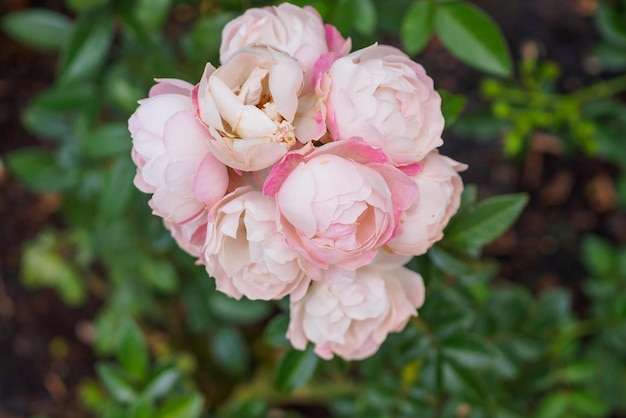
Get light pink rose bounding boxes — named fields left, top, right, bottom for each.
left=164, top=214, right=207, bottom=258
left=387, top=152, right=466, bottom=256
left=287, top=253, right=425, bottom=360
left=129, top=79, right=230, bottom=225
left=202, top=187, right=310, bottom=301
left=296, top=44, right=444, bottom=165
left=220, top=3, right=350, bottom=90
left=195, top=45, right=304, bottom=172
left=264, top=138, right=417, bottom=273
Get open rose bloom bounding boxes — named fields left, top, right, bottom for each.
left=129, top=3, right=466, bottom=360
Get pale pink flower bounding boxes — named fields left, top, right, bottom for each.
left=296, top=44, right=444, bottom=165
left=387, top=152, right=466, bottom=256
left=164, top=214, right=207, bottom=258
left=129, top=79, right=229, bottom=225
left=264, top=138, right=417, bottom=274
left=220, top=3, right=350, bottom=90
left=195, top=45, right=304, bottom=172
left=287, top=253, right=425, bottom=360
left=202, top=187, right=310, bottom=301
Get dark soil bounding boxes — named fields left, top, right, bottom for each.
left=0, top=0, right=624, bottom=417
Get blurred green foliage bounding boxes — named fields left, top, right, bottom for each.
left=2, top=0, right=625, bottom=417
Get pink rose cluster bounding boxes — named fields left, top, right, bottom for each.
left=129, top=3, right=466, bottom=360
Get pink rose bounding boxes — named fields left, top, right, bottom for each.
left=287, top=253, right=425, bottom=360
left=129, top=79, right=229, bottom=225
left=264, top=138, right=417, bottom=273
left=195, top=45, right=304, bottom=172
left=164, top=214, right=207, bottom=258
left=297, top=44, right=444, bottom=165
left=202, top=187, right=310, bottom=301
left=387, top=152, right=466, bottom=256
left=220, top=3, right=350, bottom=90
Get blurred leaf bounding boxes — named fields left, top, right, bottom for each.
left=352, top=0, right=377, bottom=35
left=137, top=258, right=178, bottom=294
left=208, top=292, right=272, bottom=325
left=264, top=314, right=291, bottom=348
left=570, top=390, right=609, bottom=416
left=31, top=83, right=95, bottom=111
left=487, top=287, right=531, bottom=330
left=210, top=326, right=250, bottom=377
left=275, top=345, right=319, bottom=394
left=418, top=286, right=474, bottom=340
left=595, top=1, right=626, bottom=48
left=183, top=12, right=238, bottom=65
left=60, top=7, right=114, bottom=84
left=21, top=103, right=73, bottom=140
left=445, top=193, right=528, bottom=248
left=442, top=334, right=497, bottom=369
left=96, top=362, right=137, bottom=403
left=21, top=230, right=86, bottom=306
left=442, top=357, right=489, bottom=404
left=440, top=90, right=467, bottom=128
left=130, top=396, right=155, bottom=418
left=593, top=43, right=626, bottom=71
left=142, top=366, right=180, bottom=401
left=156, top=395, right=203, bottom=418
left=104, top=65, right=146, bottom=114
left=583, top=235, right=616, bottom=277
left=65, top=0, right=109, bottom=12
left=401, top=0, right=435, bottom=55
left=98, top=158, right=136, bottom=221
left=118, top=318, right=148, bottom=381
left=331, top=0, right=354, bottom=36
left=81, top=123, right=131, bottom=159
left=1, top=8, right=73, bottom=50
left=537, top=392, right=570, bottom=418
left=6, top=148, right=77, bottom=192
left=134, top=0, right=172, bottom=32
left=435, top=2, right=512, bottom=77
left=534, top=288, right=573, bottom=329
left=428, top=244, right=479, bottom=277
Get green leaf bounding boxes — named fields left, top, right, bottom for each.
left=275, top=346, right=319, bottom=394
left=582, top=235, right=616, bottom=277
left=352, top=0, right=377, bottom=35
left=2, top=8, right=73, bottom=50
left=65, top=0, right=109, bottom=12
left=442, top=357, right=489, bottom=404
left=137, top=258, right=178, bottom=294
left=98, top=158, right=136, bottom=221
left=118, top=318, right=148, bottom=380
left=210, top=326, right=250, bottom=377
left=156, top=395, right=203, bottom=418
left=141, top=366, right=180, bottom=401
left=487, top=287, right=531, bottom=330
left=134, top=0, right=172, bottom=32
left=331, top=0, right=354, bottom=36
left=537, top=392, right=570, bottom=418
left=428, top=244, right=479, bottom=277
left=183, top=12, right=238, bottom=64
left=129, top=396, right=155, bottom=418
left=81, top=123, right=131, bottom=159
left=439, top=90, right=467, bottom=128
left=401, top=0, right=435, bottom=55
left=31, top=83, right=96, bottom=111
left=445, top=193, right=528, bottom=249
left=264, top=314, right=290, bottom=348
left=435, top=2, right=512, bottom=77
left=6, top=148, right=77, bottom=192
left=442, top=334, right=497, bottom=369
left=60, top=7, right=114, bottom=84
left=96, top=362, right=137, bottom=403
left=208, top=292, right=272, bottom=325
left=21, top=230, right=85, bottom=306
left=595, top=1, right=626, bottom=48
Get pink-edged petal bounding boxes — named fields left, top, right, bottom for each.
left=193, top=152, right=229, bottom=206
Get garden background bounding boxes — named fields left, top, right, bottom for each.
left=1, top=0, right=626, bottom=417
